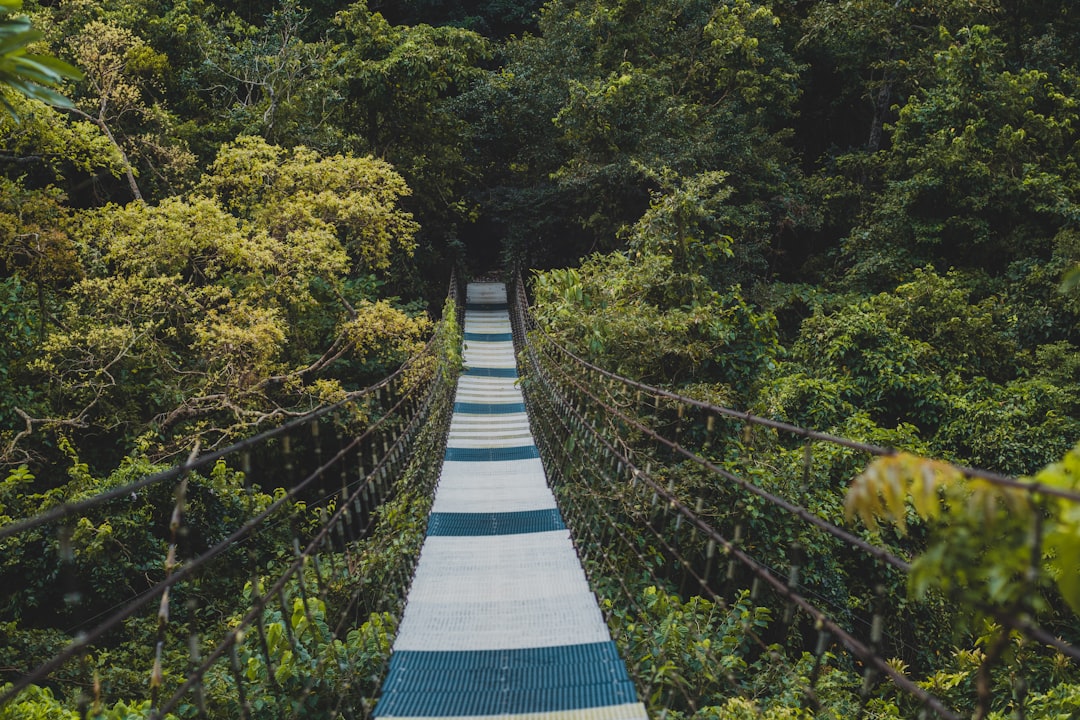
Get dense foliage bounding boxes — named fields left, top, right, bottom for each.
left=1, top=0, right=1079, bottom=716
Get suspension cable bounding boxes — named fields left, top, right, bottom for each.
left=511, top=270, right=1078, bottom=719
left=1, top=271, right=463, bottom=715
left=520, top=318, right=962, bottom=719
left=522, top=285, right=1080, bottom=505
left=0, top=344, right=432, bottom=542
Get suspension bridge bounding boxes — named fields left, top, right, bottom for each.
left=1, top=274, right=1078, bottom=719
left=372, top=282, right=646, bottom=719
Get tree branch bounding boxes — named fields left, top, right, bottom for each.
left=64, top=105, right=143, bottom=202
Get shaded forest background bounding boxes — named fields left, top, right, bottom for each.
left=2, top=0, right=1080, bottom=717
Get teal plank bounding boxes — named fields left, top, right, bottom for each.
left=373, top=642, right=639, bottom=717
left=453, top=402, right=526, bottom=414
left=463, top=366, right=518, bottom=378
left=464, top=332, right=513, bottom=342
left=443, top=446, right=539, bottom=462
left=427, top=509, right=564, bottom=536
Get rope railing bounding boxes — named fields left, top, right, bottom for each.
left=525, top=362, right=959, bottom=718
left=510, top=271, right=1079, bottom=720
left=0, top=273, right=463, bottom=717
left=527, top=312, right=1080, bottom=658
left=155, top=362, right=447, bottom=719
left=516, top=287, right=1080, bottom=505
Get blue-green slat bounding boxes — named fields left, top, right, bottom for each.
left=427, top=509, right=565, bottom=536
left=443, top=445, right=540, bottom=462
left=373, top=643, right=639, bottom=717
left=463, top=332, right=514, bottom=342
left=384, top=642, right=623, bottom=671
left=453, top=401, right=526, bottom=414
left=373, top=682, right=641, bottom=717
left=463, top=366, right=518, bottom=378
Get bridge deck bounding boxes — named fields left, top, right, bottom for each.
left=373, top=282, right=648, bottom=720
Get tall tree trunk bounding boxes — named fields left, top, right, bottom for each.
left=867, top=72, right=892, bottom=152
left=67, top=107, right=143, bottom=202
left=93, top=115, right=143, bottom=203
left=36, top=281, right=46, bottom=343
left=868, top=3, right=905, bottom=152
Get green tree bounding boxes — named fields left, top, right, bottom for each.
left=531, top=247, right=778, bottom=396
left=844, top=26, right=1080, bottom=286
left=65, top=18, right=195, bottom=200
left=198, top=1, right=343, bottom=148
left=334, top=0, right=491, bottom=236
left=0, top=0, right=81, bottom=116
left=0, top=91, right=124, bottom=178
left=758, top=268, right=1079, bottom=474
left=464, top=0, right=803, bottom=270
left=797, top=0, right=1000, bottom=154
left=6, top=137, right=427, bottom=466
left=847, top=445, right=1080, bottom=718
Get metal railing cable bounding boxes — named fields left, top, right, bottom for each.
left=536, top=340, right=914, bottom=573
left=537, top=354, right=920, bottom=635
left=510, top=271, right=1079, bottom=719
left=154, top=351, right=453, bottom=719
left=0, top=273, right=463, bottom=717
left=516, top=325, right=777, bottom=699
left=515, top=309, right=944, bottom=718
left=523, top=307, right=1080, bottom=665
left=527, top=393, right=797, bottom=713
left=525, top=316, right=1080, bottom=505
left=519, top=286, right=1080, bottom=662
left=524, top=348, right=959, bottom=718
left=0, top=351, right=435, bottom=547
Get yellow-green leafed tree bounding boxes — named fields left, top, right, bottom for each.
left=846, top=448, right=1080, bottom=616
left=198, top=135, right=418, bottom=273
left=845, top=446, right=1080, bottom=718
left=8, top=138, right=426, bottom=463
left=63, top=18, right=194, bottom=200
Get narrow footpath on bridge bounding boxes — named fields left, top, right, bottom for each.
left=373, top=282, right=649, bottom=720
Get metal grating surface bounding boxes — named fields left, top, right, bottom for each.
left=373, top=706, right=649, bottom=720
left=430, top=488, right=556, bottom=514
left=427, top=509, right=566, bottom=536
left=449, top=417, right=531, bottom=433
left=453, top=402, right=527, bottom=414
left=375, top=641, right=640, bottom=716
left=464, top=332, right=514, bottom=342
left=373, top=281, right=648, bottom=720
left=444, top=445, right=540, bottom=462
left=390, top=594, right=612, bottom=651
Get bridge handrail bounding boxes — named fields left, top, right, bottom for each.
left=520, top=293, right=1080, bottom=656
left=0, top=269, right=464, bottom=543
left=530, top=370, right=964, bottom=720
left=518, top=284, right=1080, bottom=504
left=154, top=344, right=449, bottom=718
left=1, top=372, right=429, bottom=708
left=1, top=270, right=463, bottom=714
left=510, top=270, right=1079, bottom=719
left=0, top=371, right=402, bottom=542
left=532, top=340, right=914, bottom=570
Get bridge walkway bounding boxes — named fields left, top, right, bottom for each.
left=372, top=281, right=648, bottom=720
